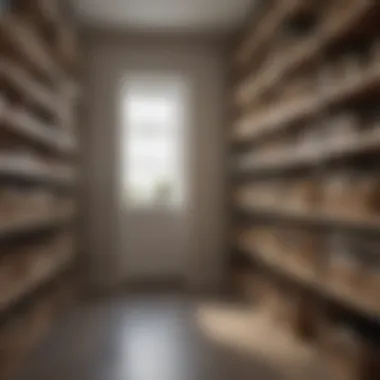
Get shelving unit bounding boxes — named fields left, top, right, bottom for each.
left=234, top=1, right=295, bottom=68
left=236, top=128, right=380, bottom=175
left=0, top=11, right=61, bottom=79
left=0, top=239, right=73, bottom=314
left=0, top=1, right=80, bottom=377
left=237, top=205, right=380, bottom=235
left=233, top=58, right=380, bottom=143
left=0, top=156, right=75, bottom=184
left=231, top=1, right=380, bottom=379
left=0, top=267, right=76, bottom=380
left=0, top=211, right=73, bottom=238
left=237, top=231, right=380, bottom=324
left=234, top=0, right=373, bottom=109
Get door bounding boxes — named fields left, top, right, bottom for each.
left=118, top=73, right=190, bottom=283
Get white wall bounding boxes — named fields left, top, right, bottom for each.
left=83, top=32, right=227, bottom=292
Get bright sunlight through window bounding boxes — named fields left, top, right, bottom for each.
left=121, top=75, right=187, bottom=209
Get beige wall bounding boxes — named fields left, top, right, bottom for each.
left=82, top=31, right=228, bottom=292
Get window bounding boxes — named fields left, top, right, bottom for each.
left=120, top=75, right=187, bottom=209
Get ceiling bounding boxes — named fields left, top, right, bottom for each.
left=73, top=0, right=255, bottom=32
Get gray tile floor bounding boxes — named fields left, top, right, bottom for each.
left=13, top=294, right=318, bottom=380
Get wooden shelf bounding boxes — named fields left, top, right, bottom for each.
left=0, top=212, right=73, bottom=240
left=0, top=98, right=76, bottom=154
left=238, top=242, right=380, bottom=325
left=0, top=156, right=75, bottom=185
left=235, top=0, right=371, bottom=108
left=237, top=129, right=380, bottom=174
left=0, top=251, right=73, bottom=315
left=0, top=14, right=60, bottom=80
left=233, top=95, right=319, bottom=143
left=236, top=202, right=380, bottom=234
left=0, top=0, right=80, bottom=332
left=234, top=1, right=294, bottom=68
left=0, top=58, right=58, bottom=116
left=234, top=61, right=380, bottom=144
